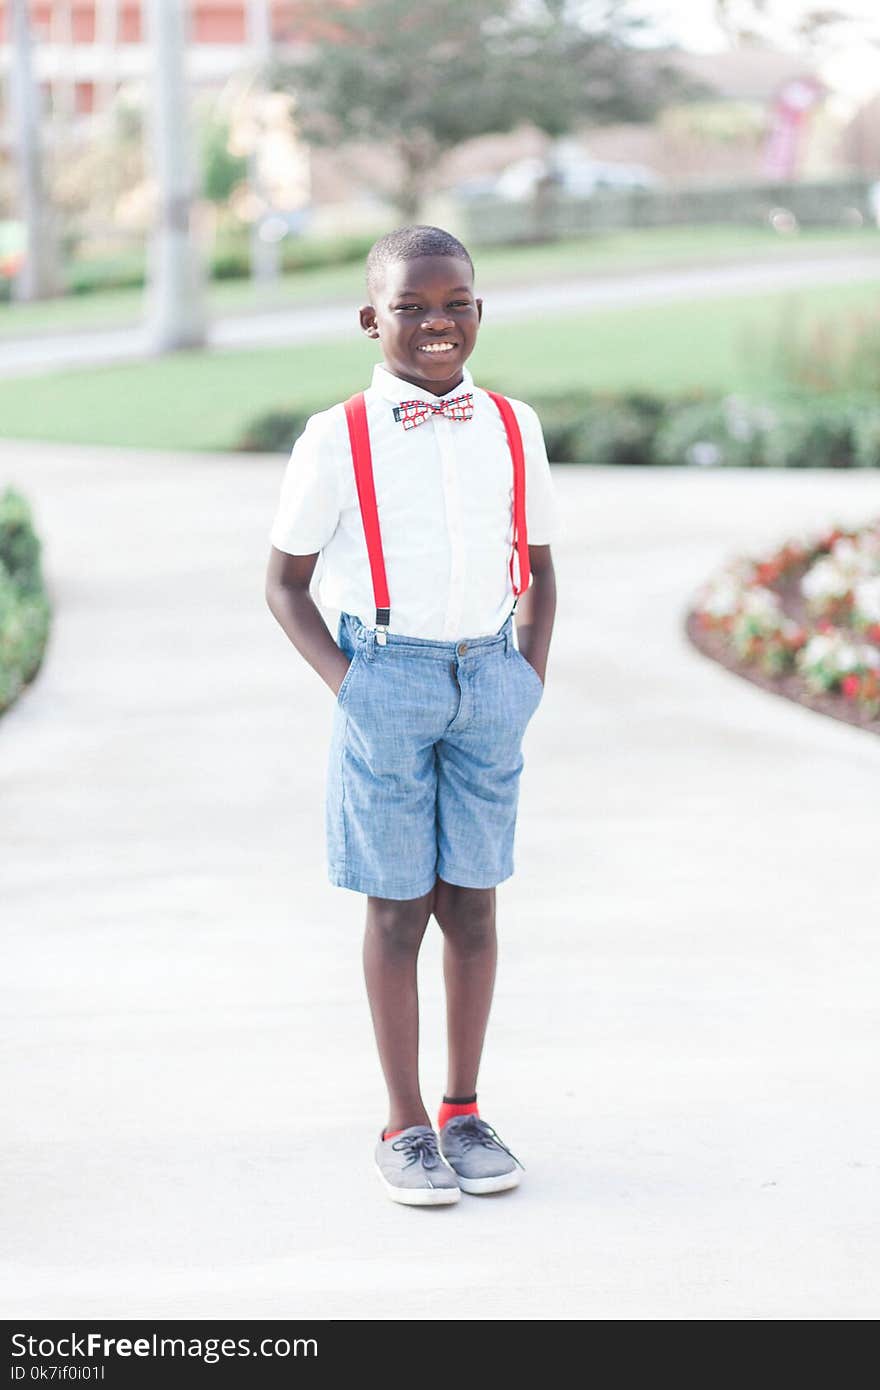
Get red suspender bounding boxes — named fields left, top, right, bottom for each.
left=343, top=393, right=391, bottom=641
left=483, top=390, right=531, bottom=600
left=343, top=390, right=530, bottom=639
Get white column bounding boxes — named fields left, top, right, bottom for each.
left=247, top=0, right=280, bottom=282
left=9, top=0, right=60, bottom=300
left=143, top=0, right=208, bottom=351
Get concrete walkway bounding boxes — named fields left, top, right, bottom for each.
left=1, top=253, right=877, bottom=376
left=2, top=442, right=879, bottom=1320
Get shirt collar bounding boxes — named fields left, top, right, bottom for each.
left=370, top=361, right=474, bottom=406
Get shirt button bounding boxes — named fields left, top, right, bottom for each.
left=457, top=642, right=468, bottom=655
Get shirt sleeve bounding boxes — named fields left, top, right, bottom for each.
left=511, top=399, right=563, bottom=545
left=269, top=406, right=344, bottom=555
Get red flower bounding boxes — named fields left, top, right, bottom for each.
left=868, top=624, right=880, bottom=644
left=841, top=674, right=862, bottom=699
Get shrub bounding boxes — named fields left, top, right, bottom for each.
left=761, top=399, right=856, bottom=469
left=211, top=231, right=376, bottom=282
left=566, top=393, right=664, bottom=467
left=236, top=388, right=880, bottom=468
left=0, top=488, right=51, bottom=716
left=653, top=398, right=760, bottom=467
left=65, top=253, right=146, bottom=295
left=0, top=486, right=43, bottom=594
left=852, top=409, right=880, bottom=468
left=236, top=409, right=313, bottom=453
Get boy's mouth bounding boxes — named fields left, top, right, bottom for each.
left=416, top=341, right=457, bottom=355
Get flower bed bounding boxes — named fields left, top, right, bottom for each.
left=687, top=517, right=880, bottom=735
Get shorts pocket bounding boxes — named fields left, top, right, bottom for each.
left=336, top=644, right=364, bottom=708
left=512, top=648, right=544, bottom=698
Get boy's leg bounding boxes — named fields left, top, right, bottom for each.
left=432, top=879, right=497, bottom=1098
left=363, top=887, right=435, bottom=1133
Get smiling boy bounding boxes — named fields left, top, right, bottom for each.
left=266, top=226, right=558, bottom=1206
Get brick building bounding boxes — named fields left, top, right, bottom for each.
left=0, top=2, right=307, bottom=122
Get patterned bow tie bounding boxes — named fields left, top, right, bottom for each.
left=393, top=393, right=474, bottom=430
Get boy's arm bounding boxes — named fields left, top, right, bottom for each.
left=265, top=546, right=351, bottom=696
left=514, top=544, right=556, bottom=686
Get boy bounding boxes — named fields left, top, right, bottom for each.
left=265, top=226, right=558, bottom=1207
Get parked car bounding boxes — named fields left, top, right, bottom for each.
left=486, top=156, right=662, bottom=202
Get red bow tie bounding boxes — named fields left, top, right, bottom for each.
left=393, top=393, right=474, bottom=430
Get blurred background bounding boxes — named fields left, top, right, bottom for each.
left=0, top=0, right=878, bottom=459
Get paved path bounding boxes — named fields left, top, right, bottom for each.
left=2, top=443, right=879, bottom=1319
left=1, top=253, right=877, bottom=376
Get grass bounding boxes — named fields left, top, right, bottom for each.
left=0, top=223, right=876, bottom=339
left=0, top=278, right=876, bottom=452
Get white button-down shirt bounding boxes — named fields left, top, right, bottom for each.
left=269, top=362, right=561, bottom=641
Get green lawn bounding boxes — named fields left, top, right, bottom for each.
left=0, top=278, right=875, bottom=452
left=0, top=223, right=876, bottom=339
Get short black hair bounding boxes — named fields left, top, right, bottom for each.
left=366, top=225, right=474, bottom=299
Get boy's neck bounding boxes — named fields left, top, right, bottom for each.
left=383, top=361, right=466, bottom=398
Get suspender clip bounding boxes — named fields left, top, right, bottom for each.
left=375, top=606, right=390, bottom=645
left=375, top=626, right=388, bottom=646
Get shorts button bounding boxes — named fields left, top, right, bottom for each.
left=457, top=642, right=468, bottom=655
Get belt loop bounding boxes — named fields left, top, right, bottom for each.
left=364, top=625, right=376, bottom=660
left=504, top=616, right=513, bottom=655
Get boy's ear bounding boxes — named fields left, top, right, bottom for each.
left=476, top=296, right=483, bottom=323
left=359, top=305, right=380, bottom=339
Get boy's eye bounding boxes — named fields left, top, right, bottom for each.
left=394, top=301, right=472, bottom=311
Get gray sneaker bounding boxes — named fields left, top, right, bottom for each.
left=374, top=1124, right=461, bottom=1206
left=439, top=1115, right=524, bottom=1194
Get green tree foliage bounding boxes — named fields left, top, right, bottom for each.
left=279, top=0, right=683, bottom=217
left=200, top=115, right=248, bottom=204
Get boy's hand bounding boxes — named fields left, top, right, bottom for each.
left=514, top=545, right=556, bottom=689
left=330, top=656, right=353, bottom=697
left=266, top=548, right=355, bottom=697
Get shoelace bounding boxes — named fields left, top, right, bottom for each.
left=391, top=1130, right=443, bottom=1170
left=447, top=1116, right=525, bottom=1171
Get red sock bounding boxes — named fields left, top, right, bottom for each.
left=438, top=1094, right=479, bottom=1130
left=382, top=1128, right=404, bottom=1141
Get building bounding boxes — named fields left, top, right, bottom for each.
left=0, top=2, right=308, bottom=123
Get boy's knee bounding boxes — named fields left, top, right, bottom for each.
left=366, top=893, right=432, bottom=955
left=433, top=882, right=496, bottom=951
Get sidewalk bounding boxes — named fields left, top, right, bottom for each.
left=1, top=253, right=877, bottom=377
left=2, top=441, right=879, bottom=1318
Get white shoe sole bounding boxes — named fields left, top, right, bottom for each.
left=376, top=1167, right=461, bottom=1206
left=456, top=1170, right=521, bottom=1195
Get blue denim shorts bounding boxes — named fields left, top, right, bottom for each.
left=325, top=608, right=545, bottom=900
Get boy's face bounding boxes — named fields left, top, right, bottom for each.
left=359, top=255, right=482, bottom=396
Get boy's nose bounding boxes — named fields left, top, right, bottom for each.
left=420, top=312, right=455, bottom=330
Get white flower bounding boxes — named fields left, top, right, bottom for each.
left=801, top=557, right=852, bottom=602
left=741, top=587, right=780, bottom=617
left=800, top=634, right=834, bottom=664
left=855, top=576, right=880, bottom=623
left=688, top=441, right=722, bottom=467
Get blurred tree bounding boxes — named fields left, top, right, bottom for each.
left=279, top=0, right=683, bottom=219
left=200, top=116, right=248, bottom=204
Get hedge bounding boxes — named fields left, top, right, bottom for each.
left=62, top=232, right=378, bottom=295
left=0, top=488, right=51, bottom=715
left=237, top=389, right=880, bottom=468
